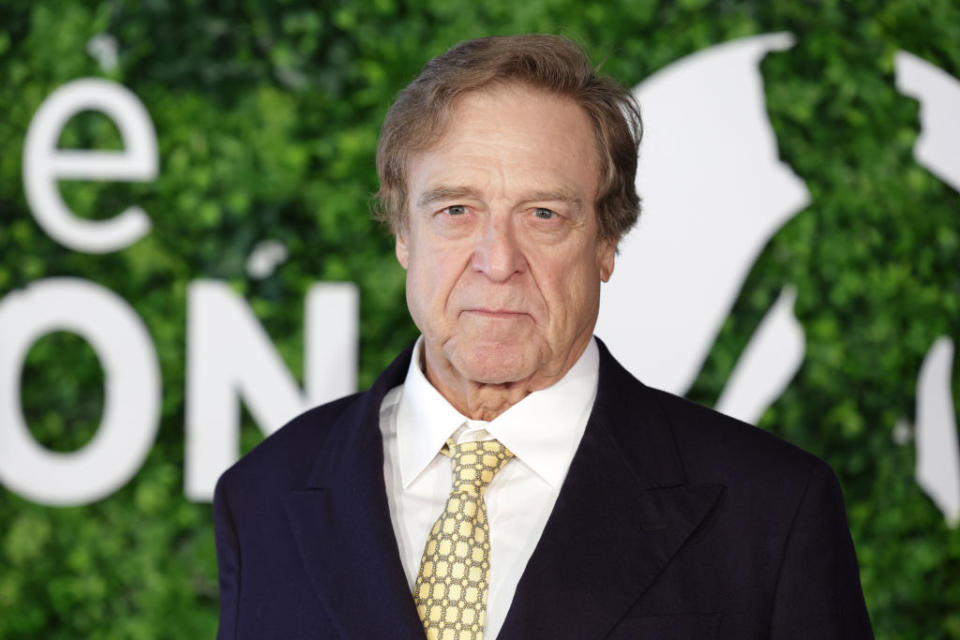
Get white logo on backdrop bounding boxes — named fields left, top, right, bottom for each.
left=1, top=34, right=958, bottom=514
left=5, top=76, right=359, bottom=504
left=895, top=51, right=960, bottom=526
left=23, top=79, right=158, bottom=253
left=0, top=279, right=160, bottom=505
left=597, top=33, right=809, bottom=423
left=598, top=35, right=960, bottom=526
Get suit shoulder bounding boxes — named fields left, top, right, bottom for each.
left=216, top=391, right=364, bottom=493
left=645, top=385, right=830, bottom=484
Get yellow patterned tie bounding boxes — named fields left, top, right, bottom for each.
left=413, top=438, right=514, bottom=640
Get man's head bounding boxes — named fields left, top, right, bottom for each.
left=376, top=35, right=642, bottom=415
left=376, top=34, right=642, bottom=240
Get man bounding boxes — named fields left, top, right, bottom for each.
left=214, top=35, right=873, bottom=639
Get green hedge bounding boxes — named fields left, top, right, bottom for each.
left=1, top=0, right=958, bottom=637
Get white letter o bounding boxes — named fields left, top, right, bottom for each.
left=0, top=278, right=161, bottom=505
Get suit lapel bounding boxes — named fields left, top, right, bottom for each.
left=499, top=340, right=724, bottom=639
left=282, top=346, right=426, bottom=640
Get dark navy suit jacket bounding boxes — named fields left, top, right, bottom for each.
left=213, top=339, right=873, bottom=639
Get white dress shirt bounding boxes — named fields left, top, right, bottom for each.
left=379, top=337, right=599, bottom=638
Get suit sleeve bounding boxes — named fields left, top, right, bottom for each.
left=768, top=461, right=874, bottom=639
left=213, top=476, right=240, bottom=640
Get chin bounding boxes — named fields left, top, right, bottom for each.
left=448, top=339, right=541, bottom=385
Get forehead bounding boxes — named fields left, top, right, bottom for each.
left=407, top=84, right=601, bottom=201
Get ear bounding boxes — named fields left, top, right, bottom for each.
left=395, top=227, right=409, bottom=269
left=597, top=236, right=617, bottom=282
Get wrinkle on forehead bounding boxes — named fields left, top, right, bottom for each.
left=409, top=85, right=600, bottom=209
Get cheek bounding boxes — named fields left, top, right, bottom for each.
left=536, top=251, right=603, bottom=325
left=407, top=244, right=469, bottom=313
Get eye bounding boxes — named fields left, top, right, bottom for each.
left=533, top=207, right=556, bottom=220
left=443, top=205, right=468, bottom=216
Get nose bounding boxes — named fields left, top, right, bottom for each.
left=471, top=215, right=526, bottom=282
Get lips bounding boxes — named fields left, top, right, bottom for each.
left=462, top=309, right=529, bottom=319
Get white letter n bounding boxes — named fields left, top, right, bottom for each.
left=185, top=280, right=358, bottom=501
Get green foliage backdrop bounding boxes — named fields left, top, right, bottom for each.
left=1, top=0, right=959, bottom=637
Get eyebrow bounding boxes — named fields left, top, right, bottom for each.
left=416, top=186, right=484, bottom=208
left=522, top=190, right=585, bottom=213
left=416, top=185, right=585, bottom=212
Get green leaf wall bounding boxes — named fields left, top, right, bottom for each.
left=1, top=1, right=958, bottom=637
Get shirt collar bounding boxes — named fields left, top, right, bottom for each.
left=396, top=339, right=469, bottom=488
left=396, top=337, right=599, bottom=489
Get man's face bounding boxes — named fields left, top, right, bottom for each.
left=396, top=83, right=617, bottom=391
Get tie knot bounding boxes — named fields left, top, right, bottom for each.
left=443, top=439, right=513, bottom=496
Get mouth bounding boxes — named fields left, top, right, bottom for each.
left=462, top=309, right=529, bottom=320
